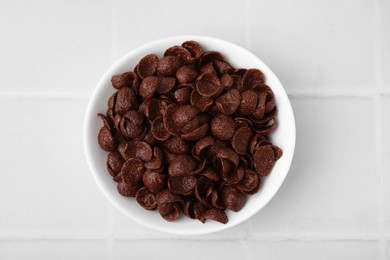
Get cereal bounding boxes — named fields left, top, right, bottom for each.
left=136, top=54, right=158, bottom=79
left=210, top=114, right=236, bottom=141
left=157, top=56, right=184, bottom=76
left=164, top=136, right=189, bottom=155
left=97, top=41, right=282, bottom=224
left=156, top=77, right=176, bottom=94
left=199, top=51, right=225, bottom=67
left=119, top=110, right=144, bottom=139
left=216, top=147, right=239, bottom=167
left=172, top=105, right=199, bottom=128
left=238, top=90, right=258, bottom=115
left=213, top=60, right=234, bottom=76
left=210, top=190, right=225, bottom=209
left=107, top=151, right=125, bottom=177
left=253, top=145, right=276, bottom=176
left=195, top=176, right=213, bottom=206
left=117, top=182, right=141, bottom=197
left=144, top=147, right=163, bottom=170
left=192, top=159, right=207, bottom=174
left=139, top=76, right=158, bottom=100
left=231, top=127, right=252, bottom=155
left=200, top=62, right=217, bottom=75
left=151, top=116, right=171, bottom=141
left=222, top=185, right=246, bottom=212
left=223, top=166, right=245, bottom=185
left=190, top=89, right=214, bottom=112
left=114, top=87, right=138, bottom=115
left=98, top=126, right=116, bottom=152
left=136, top=187, right=157, bottom=210
left=155, top=189, right=183, bottom=221
left=251, top=92, right=267, bottom=119
left=146, top=99, right=167, bottom=122
left=174, top=84, right=193, bottom=105
left=215, top=89, right=241, bottom=115
left=200, top=209, right=228, bottom=224
left=123, top=140, right=153, bottom=162
left=196, top=73, right=223, bottom=97
left=164, top=46, right=191, bottom=59
left=236, top=170, right=259, bottom=194
left=168, top=175, right=197, bottom=195
left=176, top=65, right=199, bottom=84
left=272, top=145, right=283, bottom=160
left=158, top=202, right=181, bottom=222
left=142, top=171, right=167, bottom=193
left=181, top=122, right=208, bottom=141
left=242, top=68, right=265, bottom=90
left=192, top=136, right=215, bottom=160
left=181, top=40, right=203, bottom=63
left=120, top=158, right=145, bottom=185
left=220, top=73, right=234, bottom=88
left=156, top=189, right=184, bottom=205
left=163, top=104, right=181, bottom=136
left=168, top=154, right=197, bottom=176
left=199, top=166, right=220, bottom=181
left=111, top=72, right=139, bottom=90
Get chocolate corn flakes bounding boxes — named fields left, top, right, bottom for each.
left=97, top=41, right=282, bottom=224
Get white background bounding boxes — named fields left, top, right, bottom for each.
left=0, top=0, right=389, bottom=259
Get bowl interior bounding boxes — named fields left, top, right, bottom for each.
left=84, top=36, right=295, bottom=235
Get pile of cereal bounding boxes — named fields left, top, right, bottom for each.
left=97, top=41, right=282, bottom=224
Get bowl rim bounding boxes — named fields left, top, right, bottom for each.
left=84, top=35, right=296, bottom=235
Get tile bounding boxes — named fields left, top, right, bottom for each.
left=111, top=204, right=246, bottom=239
left=387, top=241, right=390, bottom=259
left=0, top=240, right=107, bottom=260
left=113, top=240, right=378, bottom=260
left=246, top=241, right=379, bottom=260
left=113, top=0, right=247, bottom=59
left=245, top=97, right=377, bottom=236
left=380, top=0, right=390, bottom=86
left=383, top=97, right=390, bottom=234
left=248, top=0, right=375, bottom=91
left=0, top=99, right=107, bottom=234
left=113, top=240, right=247, bottom=260
left=0, top=0, right=111, bottom=94
left=111, top=205, right=164, bottom=237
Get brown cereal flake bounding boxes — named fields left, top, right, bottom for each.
left=120, top=158, right=145, bottom=185
left=168, top=154, right=197, bottom=176
left=196, top=73, right=223, bottom=97
left=222, top=185, right=246, bottom=212
left=157, top=56, right=184, bottom=77
left=215, top=89, right=241, bottom=115
left=231, top=127, right=252, bottom=155
left=168, top=175, right=197, bottom=195
left=136, top=54, right=158, bottom=79
left=136, top=187, right=157, bottom=210
left=210, top=114, right=236, bottom=141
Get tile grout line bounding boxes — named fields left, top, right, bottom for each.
left=373, top=0, right=386, bottom=258
left=0, top=93, right=91, bottom=100
left=0, top=234, right=380, bottom=242
left=288, top=90, right=378, bottom=98
left=374, top=95, right=385, bottom=260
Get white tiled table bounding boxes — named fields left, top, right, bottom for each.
left=0, top=0, right=389, bottom=259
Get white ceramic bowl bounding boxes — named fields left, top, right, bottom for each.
left=84, top=35, right=295, bottom=235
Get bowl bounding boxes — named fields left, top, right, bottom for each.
left=84, top=35, right=296, bottom=235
